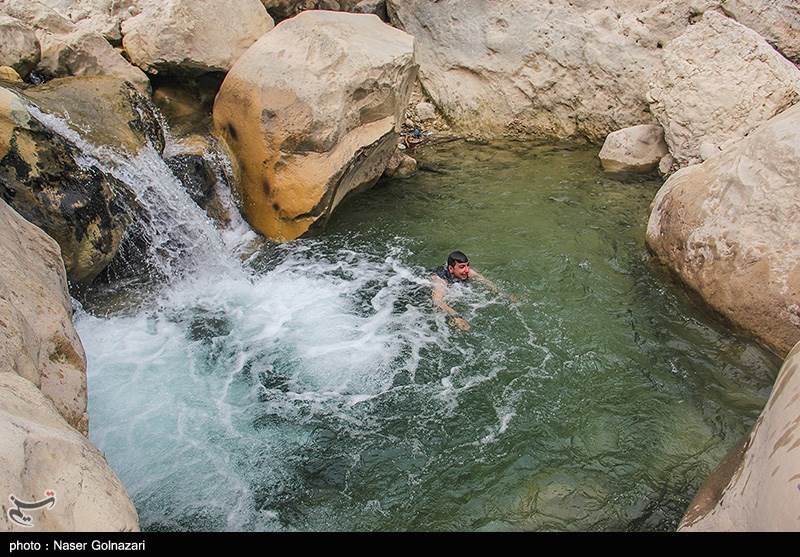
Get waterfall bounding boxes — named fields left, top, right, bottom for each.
left=29, top=105, right=258, bottom=293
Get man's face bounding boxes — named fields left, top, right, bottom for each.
left=449, top=261, right=470, bottom=280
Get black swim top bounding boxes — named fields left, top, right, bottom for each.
left=432, top=265, right=464, bottom=284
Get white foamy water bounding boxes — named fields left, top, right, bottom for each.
left=76, top=240, right=493, bottom=530
left=32, top=101, right=521, bottom=530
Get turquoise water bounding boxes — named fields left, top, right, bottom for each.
left=76, top=139, right=779, bottom=532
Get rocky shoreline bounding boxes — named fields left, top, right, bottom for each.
left=1, top=0, right=798, bottom=531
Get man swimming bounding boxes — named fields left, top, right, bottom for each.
left=430, top=250, right=499, bottom=331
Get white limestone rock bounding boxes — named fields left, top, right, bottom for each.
left=121, top=0, right=274, bottom=76
left=598, top=124, right=669, bottom=173
left=646, top=102, right=800, bottom=357
left=647, top=10, right=800, bottom=169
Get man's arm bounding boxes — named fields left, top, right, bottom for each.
left=471, top=269, right=521, bottom=302
left=469, top=269, right=499, bottom=293
left=431, top=275, right=471, bottom=331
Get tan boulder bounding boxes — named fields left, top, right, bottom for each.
left=648, top=10, right=800, bottom=170
left=213, top=10, right=417, bottom=241
left=0, top=198, right=87, bottom=434
left=679, top=340, right=800, bottom=531
left=37, top=27, right=151, bottom=95
left=121, top=0, right=274, bottom=76
left=598, top=124, right=669, bottom=173
left=0, top=373, right=139, bottom=531
left=646, top=102, right=800, bottom=357
left=0, top=66, right=23, bottom=83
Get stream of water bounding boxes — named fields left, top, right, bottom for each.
left=72, top=136, right=779, bottom=532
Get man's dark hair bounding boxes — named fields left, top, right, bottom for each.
left=447, top=251, right=469, bottom=268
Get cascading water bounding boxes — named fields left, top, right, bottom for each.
left=46, top=106, right=779, bottom=532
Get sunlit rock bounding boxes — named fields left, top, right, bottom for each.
left=679, top=340, right=800, bottom=531
left=0, top=373, right=139, bottom=531
left=646, top=102, right=800, bottom=357
left=213, top=10, right=417, bottom=241
left=1, top=0, right=151, bottom=95
left=121, top=0, right=274, bottom=76
left=23, top=0, right=140, bottom=43
left=648, top=10, right=800, bottom=170
left=386, top=0, right=720, bottom=142
left=598, top=124, right=668, bottom=174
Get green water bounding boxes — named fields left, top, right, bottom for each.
left=79, top=139, right=780, bottom=532
left=318, top=140, right=779, bottom=531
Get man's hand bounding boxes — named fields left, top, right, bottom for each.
left=450, top=315, right=471, bottom=331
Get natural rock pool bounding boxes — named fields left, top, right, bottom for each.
left=74, top=139, right=779, bottom=531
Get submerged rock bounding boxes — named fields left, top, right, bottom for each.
left=213, top=10, right=417, bottom=241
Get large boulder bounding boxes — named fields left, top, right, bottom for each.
left=385, top=0, right=719, bottom=142
left=0, top=198, right=87, bottom=433
left=1, top=0, right=151, bottom=95
left=648, top=10, right=800, bottom=170
left=0, top=77, right=164, bottom=286
left=722, top=0, right=800, bottom=65
left=0, top=15, right=40, bottom=79
left=679, top=340, right=800, bottom=531
left=121, top=0, right=274, bottom=77
left=0, top=373, right=140, bottom=531
left=0, top=202, right=139, bottom=530
left=213, top=10, right=417, bottom=241
left=646, top=102, right=800, bottom=357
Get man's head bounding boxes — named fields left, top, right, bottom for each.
left=447, top=250, right=470, bottom=281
